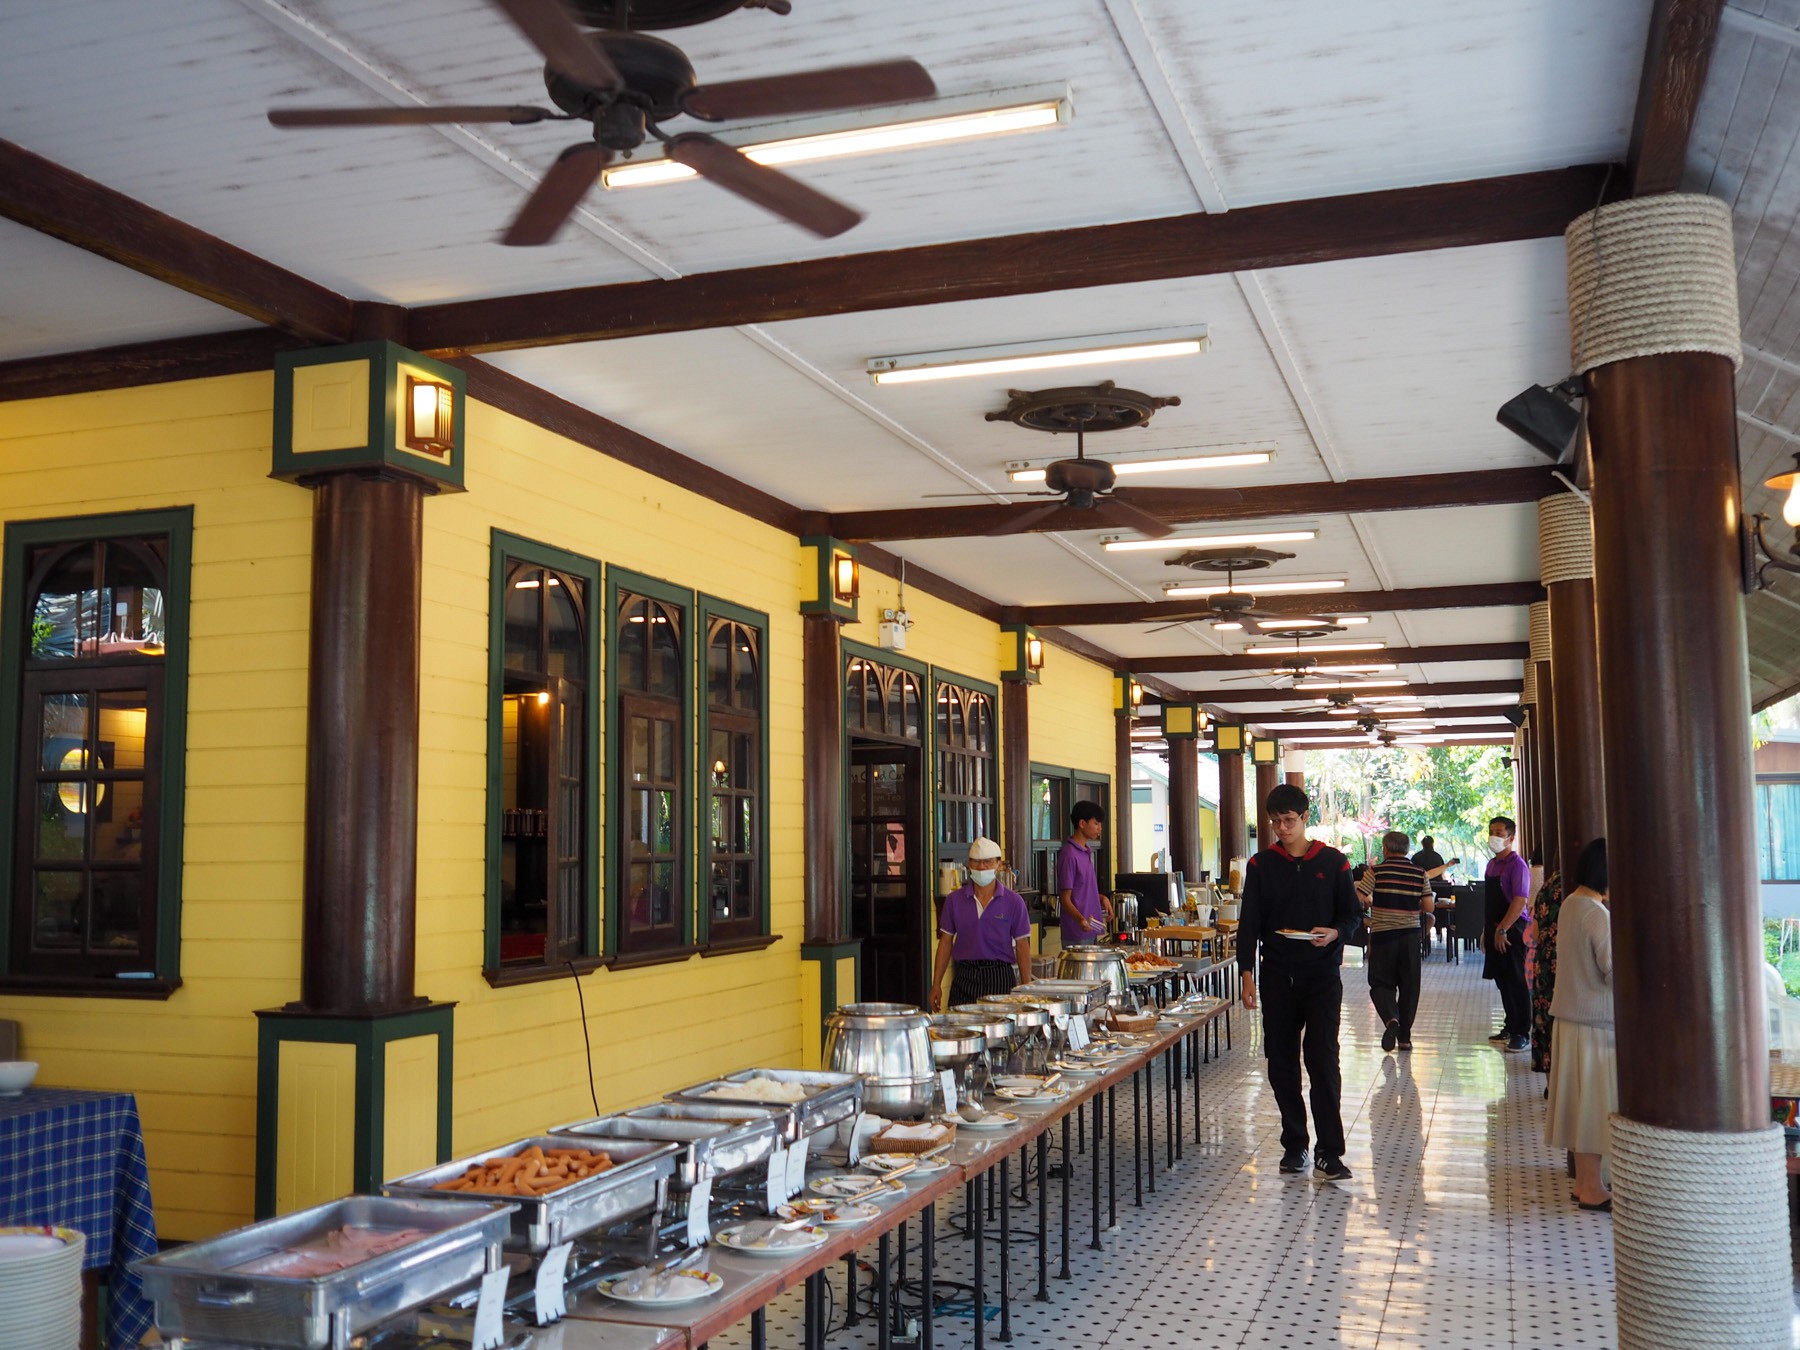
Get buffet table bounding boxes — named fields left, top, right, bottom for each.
left=0, top=1086, right=157, bottom=1350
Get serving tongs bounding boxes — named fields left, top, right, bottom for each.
left=843, top=1141, right=952, bottom=1203
left=621, top=1244, right=702, bottom=1296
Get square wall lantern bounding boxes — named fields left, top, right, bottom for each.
left=272, top=340, right=466, bottom=491
left=1000, top=624, right=1042, bottom=684
left=1113, top=673, right=1144, bottom=713
left=1213, top=722, right=1245, bottom=754
left=1252, top=736, right=1279, bottom=765
left=1159, top=702, right=1204, bottom=739
left=800, top=536, right=860, bottom=622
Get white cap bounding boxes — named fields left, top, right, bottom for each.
left=968, top=837, right=1003, bottom=862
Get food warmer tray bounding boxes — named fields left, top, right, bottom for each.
left=1014, top=980, right=1111, bottom=1015
left=383, top=1135, right=678, bottom=1254
left=132, top=1194, right=513, bottom=1350
left=665, top=1067, right=863, bottom=1143
left=550, top=1100, right=784, bottom=1190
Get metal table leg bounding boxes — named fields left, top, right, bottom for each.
left=922, top=1202, right=935, bottom=1350
left=877, top=1231, right=892, bottom=1350
left=1133, top=1068, right=1143, bottom=1207
left=973, top=1170, right=985, bottom=1350
left=1107, top=1085, right=1117, bottom=1231
left=1035, top=1132, right=1050, bottom=1302
left=1088, top=1095, right=1103, bottom=1251
left=804, top=1271, right=822, bottom=1350
left=1146, top=1062, right=1158, bottom=1195
left=846, top=1250, right=860, bottom=1327
left=998, top=1155, right=1012, bottom=1341
left=1193, top=1028, right=1202, bottom=1144
left=1058, top=1115, right=1072, bottom=1280
left=752, top=1308, right=767, bottom=1350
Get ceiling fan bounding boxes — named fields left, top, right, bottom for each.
left=1282, top=689, right=1390, bottom=717
left=923, top=383, right=1242, bottom=538
left=266, top=0, right=935, bottom=242
left=1141, top=547, right=1338, bottom=633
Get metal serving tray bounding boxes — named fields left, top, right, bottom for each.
left=132, top=1194, right=512, bottom=1350
left=550, top=1101, right=783, bottom=1189
left=666, top=1068, right=863, bottom=1143
left=382, top=1135, right=677, bottom=1254
left=1016, top=979, right=1111, bottom=1015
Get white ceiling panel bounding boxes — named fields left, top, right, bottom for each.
left=884, top=535, right=1134, bottom=606
left=1353, top=503, right=1539, bottom=588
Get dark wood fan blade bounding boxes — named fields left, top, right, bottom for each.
left=270, top=105, right=560, bottom=128
left=664, top=133, right=862, bottom=237
left=1144, top=615, right=1216, bottom=634
left=987, top=501, right=1071, bottom=537
left=681, top=60, right=935, bottom=122
left=918, top=491, right=1056, bottom=499
left=1091, top=494, right=1175, bottom=539
left=490, top=0, right=621, bottom=90
left=501, top=143, right=612, bottom=245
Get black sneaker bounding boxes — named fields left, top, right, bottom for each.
left=1503, top=1035, right=1530, bottom=1053
left=1381, top=1020, right=1399, bottom=1053
left=1278, top=1149, right=1309, bottom=1175
left=1314, top=1155, right=1353, bottom=1183
left=1488, top=1029, right=1510, bottom=1041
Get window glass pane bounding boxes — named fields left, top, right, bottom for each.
left=98, top=691, right=149, bottom=769
left=37, top=782, right=86, bottom=861
left=734, top=633, right=759, bottom=711
left=1762, top=783, right=1800, bottom=881
left=93, top=779, right=145, bottom=863
left=710, top=792, right=727, bottom=855
left=653, top=719, right=674, bottom=781
left=709, top=624, right=731, bottom=706
left=30, top=545, right=96, bottom=662
left=629, top=716, right=651, bottom=784
left=649, top=608, right=681, bottom=699
left=903, top=677, right=921, bottom=740
left=32, top=872, right=83, bottom=950
left=40, top=692, right=88, bottom=771
left=655, top=790, right=674, bottom=852
left=545, top=576, right=583, bottom=683
left=733, top=862, right=753, bottom=918
left=737, top=798, right=754, bottom=854
left=733, top=730, right=753, bottom=789
left=629, top=789, right=652, bottom=854
left=505, top=567, right=541, bottom=672
left=886, top=674, right=904, bottom=734
left=711, top=860, right=731, bottom=918
left=101, top=542, right=165, bottom=654
left=709, top=730, right=730, bottom=787
left=619, top=597, right=649, bottom=691
left=90, top=874, right=141, bottom=954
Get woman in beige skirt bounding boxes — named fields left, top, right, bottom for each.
left=1546, top=837, right=1613, bottom=1210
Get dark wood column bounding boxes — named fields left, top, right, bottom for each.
left=1549, top=575, right=1606, bottom=883
left=1166, top=737, right=1200, bottom=882
left=1254, top=759, right=1280, bottom=848
left=1114, top=712, right=1135, bottom=874
left=1285, top=768, right=1305, bottom=791
left=1217, top=747, right=1246, bottom=867
left=1001, top=680, right=1031, bottom=881
left=1531, top=659, right=1560, bottom=873
left=802, top=612, right=846, bottom=943
left=1589, top=350, right=1765, bottom=1132
left=300, top=472, right=424, bottom=1014
left=1515, top=717, right=1536, bottom=855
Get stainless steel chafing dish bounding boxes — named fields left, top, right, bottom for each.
left=132, top=1194, right=513, bottom=1350
left=382, top=1135, right=677, bottom=1253
left=1018, top=978, right=1112, bottom=1016
left=666, top=1067, right=863, bottom=1143
left=1003, top=989, right=1076, bottom=1019
left=550, top=1101, right=783, bottom=1190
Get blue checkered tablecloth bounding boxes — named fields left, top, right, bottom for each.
left=0, top=1087, right=157, bottom=1350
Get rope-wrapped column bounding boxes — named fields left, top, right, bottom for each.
left=1572, top=193, right=1787, bottom=1349
left=1527, top=600, right=1558, bottom=872
left=1538, top=494, right=1605, bottom=885
left=1518, top=662, right=1538, bottom=852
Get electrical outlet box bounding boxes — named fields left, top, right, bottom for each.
left=878, top=607, right=911, bottom=651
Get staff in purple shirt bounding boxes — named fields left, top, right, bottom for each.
left=929, top=837, right=1034, bottom=1010
left=1058, top=802, right=1113, bottom=946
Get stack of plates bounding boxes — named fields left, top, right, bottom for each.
left=0, top=1226, right=83, bottom=1350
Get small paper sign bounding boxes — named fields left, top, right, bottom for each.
left=533, top=1242, right=572, bottom=1324
left=785, top=1134, right=811, bottom=1197
left=765, top=1145, right=789, bottom=1212
left=939, top=1068, right=958, bottom=1114
left=1069, top=1016, right=1091, bottom=1050
left=472, top=1266, right=510, bottom=1350
left=1051, top=1012, right=1069, bottom=1031
left=847, top=1111, right=877, bottom=1166
left=686, top=1174, right=714, bottom=1247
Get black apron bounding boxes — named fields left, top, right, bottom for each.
left=947, top=960, right=1018, bottom=1006
left=1481, top=872, right=1523, bottom=980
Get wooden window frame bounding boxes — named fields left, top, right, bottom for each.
left=930, top=671, right=998, bottom=866
left=0, top=509, right=191, bottom=998
left=607, top=569, right=696, bottom=966
left=698, top=597, right=774, bottom=955
left=1757, top=776, right=1800, bottom=885
left=483, top=533, right=601, bottom=988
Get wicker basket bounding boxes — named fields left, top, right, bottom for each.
left=869, top=1119, right=956, bottom=1155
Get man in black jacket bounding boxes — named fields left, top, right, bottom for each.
left=1238, top=782, right=1361, bottom=1182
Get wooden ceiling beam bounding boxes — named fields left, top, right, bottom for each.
left=830, top=467, right=1558, bottom=541
left=0, top=139, right=355, bottom=344
left=1244, top=703, right=1522, bottom=727
left=0, top=329, right=309, bottom=403
left=1132, top=642, right=1528, bottom=674
left=406, top=166, right=1618, bottom=354
left=1627, top=0, right=1726, bottom=196
left=1152, top=679, right=1522, bottom=706
left=1020, top=582, right=1541, bottom=628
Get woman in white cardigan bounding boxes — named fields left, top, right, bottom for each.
left=1546, top=836, right=1612, bottom=1210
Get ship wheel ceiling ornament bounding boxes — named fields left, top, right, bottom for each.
left=267, top=0, right=935, bottom=242
left=1142, top=546, right=1338, bottom=634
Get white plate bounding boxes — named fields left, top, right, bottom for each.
left=596, top=1269, right=724, bottom=1305
left=860, top=1153, right=949, bottom=1174
left=809, top=1174, right=888, bottom=1199
left=993, top=1076, right=1051, bottom=1092
left=950, top=1109, right=1020, bottom=1129
left=778, top=1200, right=880, bottom=1227
left=1279, top=930, right=1319, bottom=941
left=993, top=1085, right=1069, bottom=1104
left=715, top=1223, right=829, bottom=1256
left=0, top=1235, right=68, bottom=1260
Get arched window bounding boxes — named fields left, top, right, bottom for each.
left=614, top=581, right=689, bottom=956
left=934, top=681, right=996, bottom=857
left=705, top=613, right=765, bottom=941
left=845, top=659, right=924, bottom=743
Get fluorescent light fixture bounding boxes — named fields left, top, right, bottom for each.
left=1293, top=678, right=1407, bottom=690
left=1325, top=707, right=1362, bottom=715
left=1283, top=735, right=1377, bottom=745
left=871, top=328, right=1201, bottom=388
left=1378, top=706, right=1427, bottom=714
left=1303, top=663, right=1397, bottom=673
left=1244, top=641, right=1385, bottom=655
left=1212, top=620, right=1243, bottom=631
left=1102, top=524, right=1304, bottom=551
left=1253, top=616, right=1367, bottom=628
left=1164, top=579, right=1345, bottom=598
left=607, top=91, right=1071, bottom=189
left=1010, top=449, right=1265, bottom=482
left=1129, top=727, right=1163, bottom=738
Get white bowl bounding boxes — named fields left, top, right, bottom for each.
left=0, top=1062, right=38, bottom=1095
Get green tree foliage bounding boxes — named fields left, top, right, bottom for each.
left=1309, top=746, right=1516, bottom=876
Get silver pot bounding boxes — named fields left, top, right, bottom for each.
left=824, top=1002, right=936, bottom=1119
left=1057, top=944, right=1129, bottom=1006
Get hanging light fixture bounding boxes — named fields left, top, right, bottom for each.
left=1748, top=452, right=1800, bottom=586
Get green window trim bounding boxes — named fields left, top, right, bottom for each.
left=606, top=567, right=697, bottom=961
left=483, top=531, right=601, bottom=984
left=0, top=507, right=192, bottom=997
left=697, top=595, right=771, bottom=950
left=928, top=667, right=999, bottom=875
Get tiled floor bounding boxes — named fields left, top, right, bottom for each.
left=710, top=953, right=1627, bottom=1350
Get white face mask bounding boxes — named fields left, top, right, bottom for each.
left=1486, top=835, right=1510, bottom=855
left=969, top=868, right=998, bottom=886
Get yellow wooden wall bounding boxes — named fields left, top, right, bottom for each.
left=0, top=373, right=309, bottom=1239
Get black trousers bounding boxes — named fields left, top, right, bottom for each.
left=1491, top=923, right=1530, bottom=1036
left=1366, top=935, right=1421, bottom=1039
left=1259, top=964, right=1345, bottom=1158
